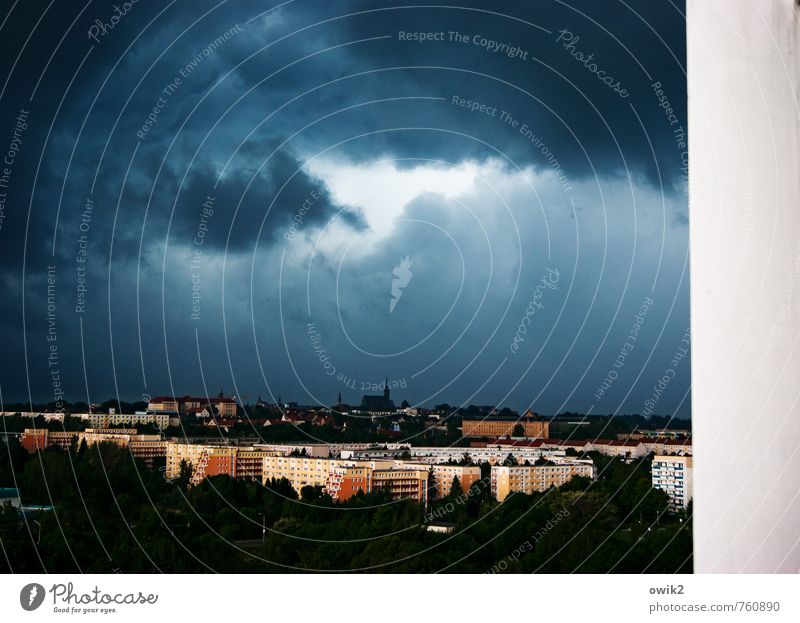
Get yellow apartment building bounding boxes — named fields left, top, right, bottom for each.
left=491, top=462, right=595, bottom=501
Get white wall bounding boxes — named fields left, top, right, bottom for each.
left=689, top=0, right=800, bottom=572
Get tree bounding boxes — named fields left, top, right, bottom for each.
left=512, top=424, right=525, bottom=437
left=449, top=476, right=463, bottom=498
left=177, top=459, right=193, bottom=489
left=300, top=485, right=325, bottom=502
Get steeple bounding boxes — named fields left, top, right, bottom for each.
left=383, top=377, right=390, bottom=400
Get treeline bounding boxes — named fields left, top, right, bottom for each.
left=0, top=436, right=691, bottom=573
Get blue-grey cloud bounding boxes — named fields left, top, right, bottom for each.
left=0, top=0, right=689, bottom=417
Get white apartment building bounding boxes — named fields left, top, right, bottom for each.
left=652, top=455, right=693, bottom=512
left=82, top=412, right=170, bottom=429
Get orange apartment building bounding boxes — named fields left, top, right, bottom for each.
left=20, top=429, right=75, bottom=452
left=327, top=466, right=374, bottom=500
left=462, top=416, right=549, bottom=439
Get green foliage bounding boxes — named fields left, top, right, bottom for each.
left=0, top=442, right=691, bottom=573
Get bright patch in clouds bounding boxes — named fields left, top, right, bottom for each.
left=306, top=158, right=482, bottom=230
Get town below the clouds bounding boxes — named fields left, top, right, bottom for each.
left=0, top=380, right=691, bottom=572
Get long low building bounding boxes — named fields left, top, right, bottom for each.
left=487, top=437, right=692, bottom=458
left=82, top=412, right=171, bottom=429
left=348, top=444, right=569, bottom=466
left=2, top=411, right=172, bottom=428
left=20, top=428, right=166, bottom=466
left=462, top=414, right=549, bottom=439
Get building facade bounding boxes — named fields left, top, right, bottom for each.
left=652, top=455, right=693, bottom=512
left=148, top=394, right=237, bottom=417
left=21, top=428, right=166, bottom=465
left=491, top=462, right=595, bottom=502
left=462, top=417, right=549, bottom=439
left=427, top=464, right=482, bottom=498
left=84, top=412, right=170, bottom=429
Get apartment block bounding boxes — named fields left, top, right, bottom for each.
left=371, top=468, right=429, bottom=505
left=590, top=439, right=647, bottom=458
left=327, top=466, right=374, bottom=500
left=652, top=455, right=693, bottom=511
left=253, top=443, right=331, bottom=458
left=83, top=412, right=170, bottom=429
left=20, top=429, right=75, bottom=452
left=491, top=462, right=595, bottom=501
left=166, top=442, right=236, bottom=483
left=462, top=417, right=549, bottom=439
left=235, top=450, right=271, bottom=480
left=21, top=428, right=166, bottom=466
left=639, top=437, right=693, bottom=456
left=261, top=454, right=347, bottom=492
left=427, top=464, right=481, bottom=498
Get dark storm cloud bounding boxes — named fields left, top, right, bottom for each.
left=0, top=0, right=689, bottom=416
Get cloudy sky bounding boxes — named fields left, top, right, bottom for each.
left=0, top=0, right=689, bottom=416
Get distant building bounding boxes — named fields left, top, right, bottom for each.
left=83, top=411, right=169, bottom=429
left=147, top=392, right=237, bottom=418
left=652, top=455, right=693, bottom=511
left=639, top=437, right=692, bottom=456
left=254, top=443, right=331, bottom=458
left=591, top=439, right=647, bottom=459
left=622, top=429, right=691, bottom=440
left=462, top=414, right=549, bottom=439
left=359, top=378, right=396, bottom=412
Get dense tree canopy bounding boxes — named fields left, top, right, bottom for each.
left=0, top=436, right=691, bottom=573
